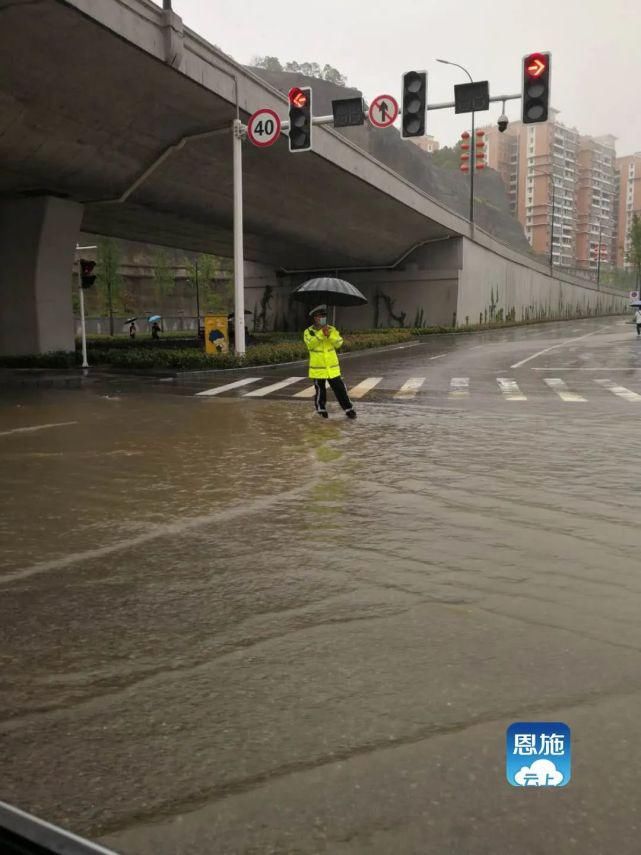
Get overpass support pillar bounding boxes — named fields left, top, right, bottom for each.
left=0, top=196, right=83, bottom=356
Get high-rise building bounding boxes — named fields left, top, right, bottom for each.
left=516, top=111, right=579, bottom=268
left=576, top=135, right=617, bottom=271
left=615, top=152, right=641, bottom=268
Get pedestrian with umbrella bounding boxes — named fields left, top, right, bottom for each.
left=126, top=317, right=137, bottom=339
left=292, top=278, right=367, bottom=421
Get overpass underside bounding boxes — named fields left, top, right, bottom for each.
left=0, top=0, right=460, bottom=354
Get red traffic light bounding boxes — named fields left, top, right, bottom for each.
left=525, top=53, right=548, bottom=79
left=288, top=87, right=307, bottom=108
left=80, top=259, right=95, bottom=275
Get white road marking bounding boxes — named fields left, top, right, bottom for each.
left=196, top=377, right=262, bottom=396
left=293, top=384, right=316, bottom=398
left=594, top=379, right=641, bottom=402
left=497, top=378, right=527, bottom=401
left=394, top=377, right=426, bottom=399
left=532, top=367, right=641, bottom=371
left=349, top=377, right=383, bottom=398
left=449, top=377, right=469, bottom=398
left=544, top=378, right=586, bottom=402
left=429, top=353, right=446, bottom=360
left=510, top=330, right=599, bottom=369
left=0, top=421, right=77, bottom=437
left=244, top=377, right=304, bottom=397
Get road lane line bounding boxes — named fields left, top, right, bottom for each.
left=196, top=378, right=262, bottom=396
left=429, top=354, right=446, bottom=360
left=510, top=330, right=599, bottom=369
left=348, top=377, right=383, bottom=398
left=497, top=378, right=527, bottom=401
left=394, top=377, right=426, bottom=399
left=0, top=421, right=77, bottom=437
left=244, top=377, right=304, bottom=397
left=293, top=384, right=316, bottom=398
left=594, top=379, right=641, bottom=402
left=544, top=378, right=586, bottom=402
left=449, top=377, right=469, bottom=398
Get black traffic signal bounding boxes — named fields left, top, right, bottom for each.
left=522, top=52, right=551, bottom=124
left=288, top=86, right=312, bottom=152
left=79, top=259, right=96, bottom=289
left=401, top=70, right=427, bottom=138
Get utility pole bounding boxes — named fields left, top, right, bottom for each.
left=232, top=118, right=246, bottom=355
left=549, top=182, right=556, bottom=270
left=76, top=244, right=97, bottom=369
left=596, top=219, right=602, bottom=288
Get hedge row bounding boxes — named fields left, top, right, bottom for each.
left=0, top=330, right=416, bottom=372
left=0, top=315, right=621, bottom=372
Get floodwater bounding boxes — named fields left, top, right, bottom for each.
left=2, top=365, right=641, bottom=853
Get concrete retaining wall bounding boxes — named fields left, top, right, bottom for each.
left=458, top=238, right=628, bottom=326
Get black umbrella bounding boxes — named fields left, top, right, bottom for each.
left=291, top=277, right=368, bottom=307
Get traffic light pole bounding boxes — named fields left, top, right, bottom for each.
left=232, top=118, right=246, bottom=356
left=79, top=284, right=89, bottom=369
left=76, top=244, right=96, bottom=370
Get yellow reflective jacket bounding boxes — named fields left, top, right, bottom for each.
left=303, top=324, right=343, bottom=379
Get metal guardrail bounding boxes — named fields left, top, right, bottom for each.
left=0, top=801, right=119, bottom=855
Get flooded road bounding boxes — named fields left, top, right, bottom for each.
left=3, top=318, right=641, bottom=853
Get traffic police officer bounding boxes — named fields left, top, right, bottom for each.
left=303, top=305, right=356, bottom=420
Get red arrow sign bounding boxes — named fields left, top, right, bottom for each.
left=526, top=55, right=547, bottom=78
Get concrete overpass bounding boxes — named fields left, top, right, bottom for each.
left=0, top=0, right=628, bottom=354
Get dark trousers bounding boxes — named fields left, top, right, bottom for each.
left=314, top=377, right=354, bottom=412
left=637, top=323, right=641, bottom=335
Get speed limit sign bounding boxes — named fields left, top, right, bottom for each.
left=247, top=108, right=281, bottom=148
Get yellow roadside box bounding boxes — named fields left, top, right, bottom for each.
left=204, top=314, right=229, bottom=354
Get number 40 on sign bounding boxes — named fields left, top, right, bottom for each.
left=247, top=108, right=281, bottom=147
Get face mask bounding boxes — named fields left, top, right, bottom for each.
left=318, top=316, right=327, bottom=326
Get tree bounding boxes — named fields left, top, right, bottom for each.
left=321, top=64, right=347, bottom=86
left=252, top=55, right=283, bottom=72
left=184, top=254, right=233, bottom=317
left=626, top=212, right=641, bottom=287
left=431, top=143, right=463, bottom=170
left=96, top=238, right=124, bottom=335
left=252, top=56, right=347, bottom=86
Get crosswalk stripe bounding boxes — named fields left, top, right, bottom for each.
left=196, top=377, right=262, bottom=397
left=243, top=377, right=304, bottom=397
left=394, top=377, right=426, bottom=399
left=349, top=377, right=383, bottom=399
left=594, top=379, right=641, bottom=401
left=293, top=384, right=316, bottom=398
left=449, top=377, right=469, bottom=398
left=497, top=378, right=527, bottom=401
left=544, top=378, right=586, bottom=402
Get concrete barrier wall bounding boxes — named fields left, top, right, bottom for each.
left=458, top=238, right=629, bottom=326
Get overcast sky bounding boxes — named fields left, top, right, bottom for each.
left=169, top=0, right=640, bottom=155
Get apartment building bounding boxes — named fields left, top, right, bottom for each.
left=516, top=112, right=579, bottom=267
left=576, top=135, right=617, bottom=270
left=615, top=152, right=641, bottom=267
left=483, top=113, right=621, bottom=270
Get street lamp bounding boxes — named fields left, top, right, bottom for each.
left=437, top=59, right=475, bottom=224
